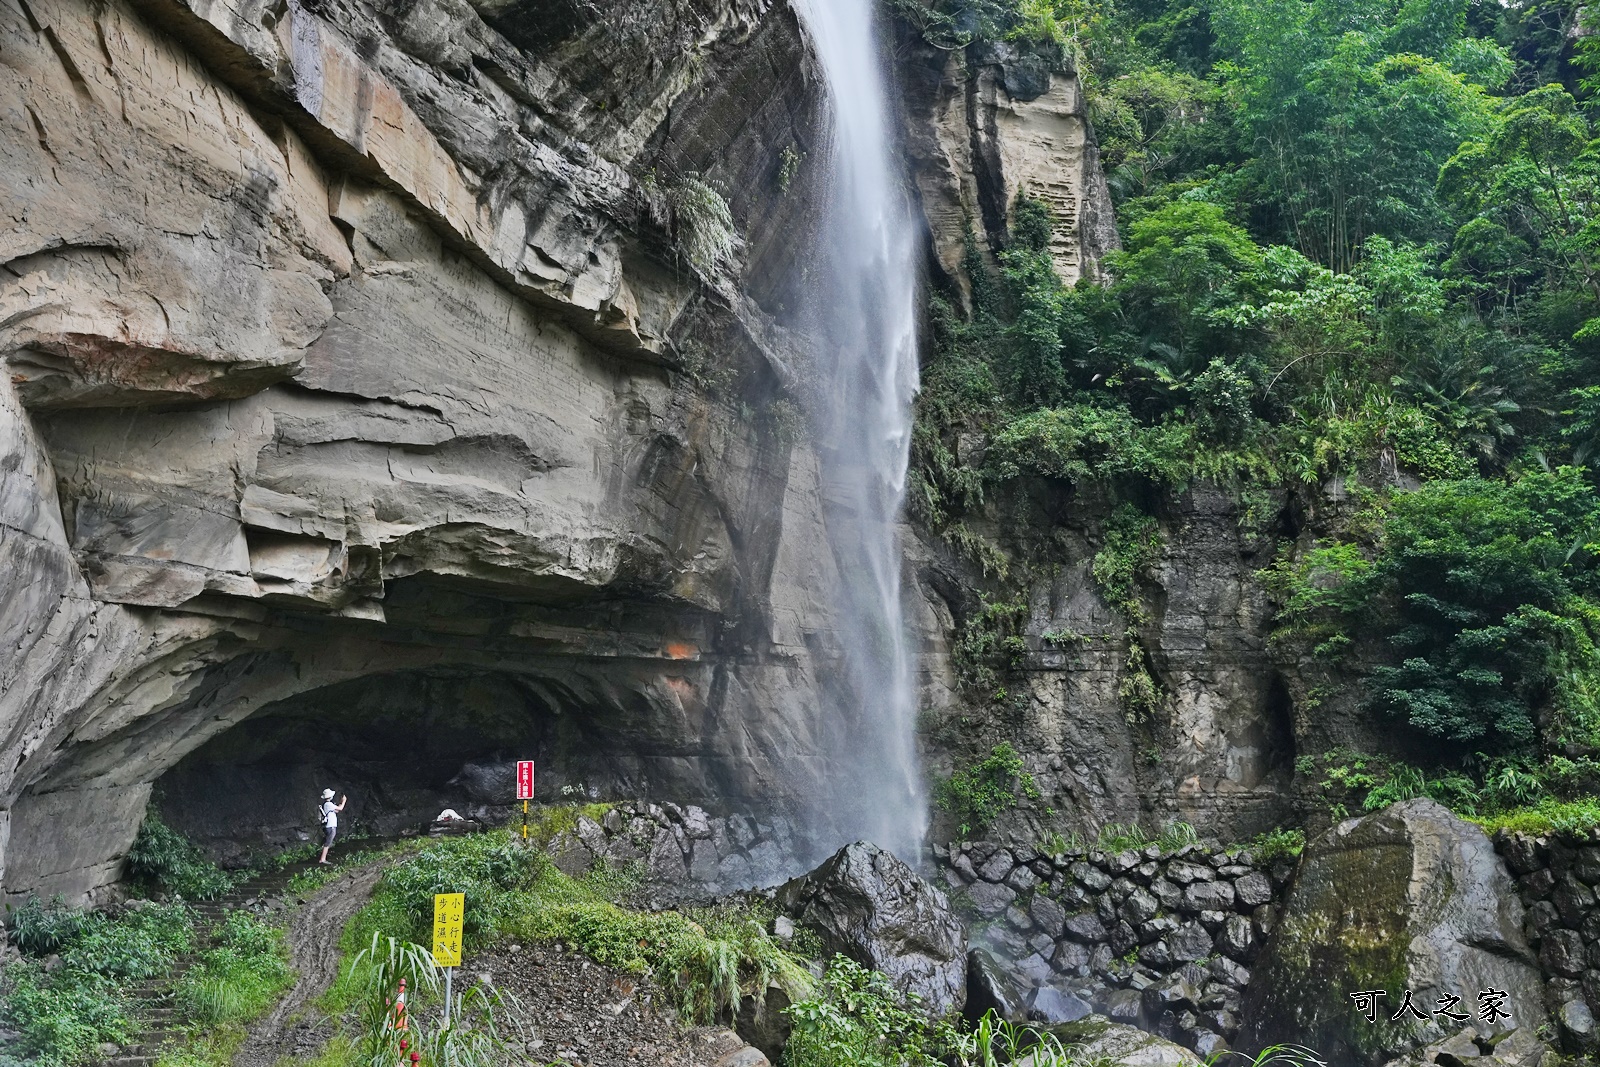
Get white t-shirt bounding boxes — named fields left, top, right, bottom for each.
left=321, top=800, right=338, bottom=829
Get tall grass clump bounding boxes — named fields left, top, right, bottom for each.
left=669, top=175, right=740, bottom=275
left=174, top=912, right=293, bottom=1025
left=342, top=934, right=518, bottom=1067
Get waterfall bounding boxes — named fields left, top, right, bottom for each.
left=791, top=0, right=926, bottom=861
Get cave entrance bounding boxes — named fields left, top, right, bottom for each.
left=153, top=668, right=582, bottom=866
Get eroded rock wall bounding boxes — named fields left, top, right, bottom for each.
left=907, top=482, right=1309, bottom=846
left=0, top=0, right=862, bottom=903
left=895, top=32, right=1118, bottom=304
left=888, top=28, right=1315, bottom=846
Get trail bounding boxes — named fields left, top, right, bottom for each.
left=231, top=862, right=386, bottom=1067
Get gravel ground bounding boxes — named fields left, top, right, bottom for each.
left=472, top=941, right=760, bottom=1067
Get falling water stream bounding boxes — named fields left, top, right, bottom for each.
left=791, top=0, right=926, bottom=861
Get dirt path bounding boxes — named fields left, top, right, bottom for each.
left=232, top=862, right=386, bottom=1067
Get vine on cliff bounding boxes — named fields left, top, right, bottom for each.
left=1090, top=505, right=1165, bottom=723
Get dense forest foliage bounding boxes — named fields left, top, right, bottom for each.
left=898, top=0, right=1600, bottom=814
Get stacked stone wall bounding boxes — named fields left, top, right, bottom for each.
left=937, top=840, right=1293, bottom=1055
left=1496, top=830, right=1600, bottom=1054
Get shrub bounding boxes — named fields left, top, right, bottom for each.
left=988, top=404, right=1195, bottom=486
left=1472, top=796, right=1600, bottom=836
left=935, top=743, right=1041, bottom=838
left=0, top=965, right=132, bottom=1067
left=783, top=955, right=955, bottom=1067
left=1271, top=470, right=1600, bottom=753
left=373, top=833, right=542, bottom=949
left=0, top=901, right=191, bottom=1066
left=125, top=812, right=235, bottom=900
left=1245, top=827, right=1307, bottom=862
left=506, top=874, right=812, bottom=1023
left=63, top=902, right=195, bottom=980
left=7, top=897, right=90, bottom=955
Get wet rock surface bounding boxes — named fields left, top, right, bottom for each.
left=939, top=839, right=1290, bottom=1054
left=778, top=842, right=968, bottom=1017
left=1241, top=800, right=1543, bottom=1067
left=1040, top=1016, right=1203, bottom=1067
left=545, top=801, right=799, bottom=901
left=1493, top=826, right=1600, bottom=1057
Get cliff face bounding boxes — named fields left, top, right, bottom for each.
left=885, top=29, right=1399, bottom=848
left=894, top=32, right=1119, bottom=304
left=0, top=0, right=863, bottom=902
left=1, top=0, right=1371, bottom=906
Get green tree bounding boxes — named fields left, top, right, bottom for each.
left=1298, top=470, right=1600, bottom=750
left=1105, top=200, right=1264, bottom=394
left=1213, top=0, right=1506, bottom=271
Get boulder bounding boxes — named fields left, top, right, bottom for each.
left=966, top=947, right=1029, bottom=1023
left=778, top=842, right=966, bottom=1016
left=1034, top=1016, right=1203, bottom=1067
left=1240, top=800, right=1543, bottom=1067
left=1029, top=985, right=1092, bottom=1025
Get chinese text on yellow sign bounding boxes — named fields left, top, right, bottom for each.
left=432, top=892, right=464, bottom=967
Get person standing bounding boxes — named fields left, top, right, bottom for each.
left=318, top=788, right=347, bottom=864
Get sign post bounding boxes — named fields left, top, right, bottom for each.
left=432, top=892, right=464, bottom=1027
left=516, top=760, right=535, bottom=840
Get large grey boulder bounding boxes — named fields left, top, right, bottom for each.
left=966, top=947, right=1029, bottom=1022
left=1240, top=800, right=1543, bottom=1066
left=778, top=841, right=967, bottom=1016
left=1031, top=1016, right=1202, bottom=1067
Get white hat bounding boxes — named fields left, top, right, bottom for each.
left=321, top=788, right=335, bottom=799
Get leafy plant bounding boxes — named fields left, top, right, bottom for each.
left=935, top=743, right=1042, bottom=837
left=783, top=955, right=956, bottom=1067
left=7, top=897, right=90, bottom=955
left=0, top=900, right=195, bottom=1066
left=952, top=597, right=1030, bottom=693
left=1244, top=827, right=1307, bottom=863
left=670, top=175, right=740, bottom=275
left=125, top=811, right=235, bottom=900
left=174, top=912, right=293, bottom=1026
left=0, top=964, right=132, bottom=1067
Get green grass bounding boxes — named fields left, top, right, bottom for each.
left=1241, top=827, right=1307, bottom=862
left=285, top=847, right=391, bottom=897
left=174, top=912, right=294, bottom=1026
left=1093, top=820, right=1199, bottom=853
left=1471, top=796, right=1600, bottom=836
left=151, top=1029, right=246, bottom=1067
left=321, top=831, right=813, bottom=1030
left=523, top=801, right=616, bottom=846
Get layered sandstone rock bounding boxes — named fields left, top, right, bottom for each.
left=895, top=32, right=1119, bottom=303
left=0, top=0, right=852, bottom=904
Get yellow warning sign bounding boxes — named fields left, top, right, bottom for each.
left=432, top=892, right=464, bottom=967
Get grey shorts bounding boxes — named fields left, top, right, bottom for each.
left=322, top=824, right=337, bottom=849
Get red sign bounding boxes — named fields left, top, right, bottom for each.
left=516, top=760, right=535, bottom=800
